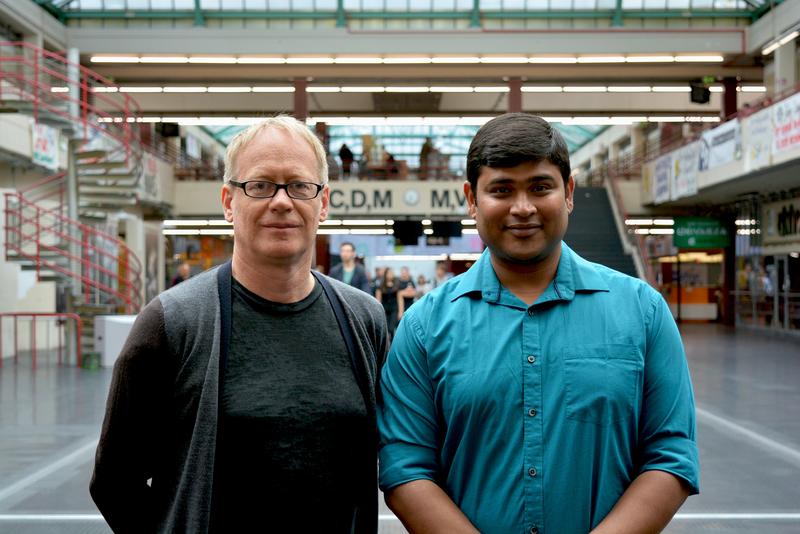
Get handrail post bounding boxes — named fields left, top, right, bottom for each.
left=75, top=315, right=82, bottom=368
left=13, top=315, right=18, bottom=364
left=31, top=316, right=37, bottom=370
left=0, top=316, right=3, bottom=367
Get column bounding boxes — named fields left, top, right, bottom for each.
left=722, top=77, right=737, bottom=119
left=508, top=77, right=522, bottom=113
left=774, top=40, right=797, bottom=95
left=293, top=79, right=308, bottom=122
left=67, top=48, right=80, bottom=123
left=630, top=124, right=646, bottom=158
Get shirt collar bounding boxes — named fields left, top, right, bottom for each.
left=451, top=242, right=609, bottom=304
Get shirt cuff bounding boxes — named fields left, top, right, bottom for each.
left=379, top=441, right=439, bottom=492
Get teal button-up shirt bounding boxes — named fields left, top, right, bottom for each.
left=378, top=243, right=699, bottom=534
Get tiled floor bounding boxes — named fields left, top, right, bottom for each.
left=0, top=323, right=798, bottom=533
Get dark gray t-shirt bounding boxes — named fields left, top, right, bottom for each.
left=214, top=278, right=370, bottom=531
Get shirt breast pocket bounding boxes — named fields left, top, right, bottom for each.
left=563, top=344, right=642, bottom=426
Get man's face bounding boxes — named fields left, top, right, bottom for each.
left=340, top=244, right=355, bottom=263
left=400, top=267, right=411, bottom=280
left=221, top=128, right=329, bottom=267
left=464, top=160, right=574, bottom=266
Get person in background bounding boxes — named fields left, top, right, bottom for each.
left=91, top=116, right=387, bottom=534
left=372, top=266, right=385, bottom=297
left=339, top=143, right=354, bottom=178
left=378, top=113, right=698, bottom=534
left=430, top=260, right=452, bottom=289
left=328, top=242, right=372, bottom=294
left=170, top=262, right=191, bottom=287
left=419, top=137, right=434, bottom=180
left=375, top=267, right=400, bottom=340
left=414, top=274, right=431, bottom=302
left=396, top=266, right=416, bottom=319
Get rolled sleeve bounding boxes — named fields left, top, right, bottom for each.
left=378, top=310, right=440, bottom=492
left=639, top=293, right=700, bottom=494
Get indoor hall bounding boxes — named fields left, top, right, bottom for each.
left=1, top=324, right=799, bottom=533
left=2, top=0, right=800, bottom=532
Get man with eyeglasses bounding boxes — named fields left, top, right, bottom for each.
left=91, top=116, right=388, bottom=533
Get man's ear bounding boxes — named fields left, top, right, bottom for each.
left=319, top=184, right=330, bottom=223
left=221, top=183, right=234, bottom=222
left=565, top=175, right=575, bottom=214
left=464, top=180, right=478, bottom=219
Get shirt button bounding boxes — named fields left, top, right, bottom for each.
left=528, top=408, right=537, bottom=417
left=528, top=467, right=537, bottom=477
left=527, top=309, right=534, bottom=316
left=530, top=527, right=539, bottom=534
left=527, top=355, right=536, bottom=364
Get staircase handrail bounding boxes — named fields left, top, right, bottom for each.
left=5, top=195, right=142, bottom=313
left=6, top=199, right=142, bottom=284
left=0, top=43, right=141, bottom=162
left=5, top=191, right=143, bottom=282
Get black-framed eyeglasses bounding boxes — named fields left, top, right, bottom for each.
left=228, top=180, right=324, bottom=200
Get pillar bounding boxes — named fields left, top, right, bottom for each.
left=507, top=77, right=522, bottom=113
left=293, top=79, right=308, bottom=122
left=722, top=77, right=737, bottom=119
left=67, top=47, right=80, bottom=123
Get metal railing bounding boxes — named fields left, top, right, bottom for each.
left=4, top=192, right=143, bottom=313
left=1, top=41, right=145, bottom=315
left=731, top=290, right=800, bottom=332
left=0, top=313, right=83, bottom=369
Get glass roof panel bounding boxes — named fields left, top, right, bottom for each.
left=43, top=0, right=774, bottom=10
left=202, top=122, right=606, bottom=172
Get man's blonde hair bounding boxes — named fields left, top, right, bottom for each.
left=223, top=115, right=329, bottom=184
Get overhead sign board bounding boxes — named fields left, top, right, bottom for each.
left=673, top=217, right=729, bottom=249
left=327, top=181, right=469, bottom=216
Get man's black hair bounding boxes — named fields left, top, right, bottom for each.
left=466, top=113, right=571, bottom=194
left=340, top=241, right=355, bottom=251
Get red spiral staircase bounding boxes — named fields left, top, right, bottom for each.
left=1, top=41, right=146, bottom=362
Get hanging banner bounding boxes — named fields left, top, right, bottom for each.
left=772, top=92, right=800, bottom=153
left=743, top=107, right=773, bottom=172
left=672, top=141, right=700, bottom=200
left=653, top=153, right=673, bottom=204
left=31, top=122, right=59, bottom=171
left=698, top=118, right=741, bottom=170
left=763, top=197, right=800, bottom=245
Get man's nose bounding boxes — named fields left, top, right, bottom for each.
left=510, top=193, right=536, bottom=215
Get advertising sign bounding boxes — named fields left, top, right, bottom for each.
left=772, top=92, right=800, bottom=153
left=698, top=119, right=741, bottom=170
left=673, top=217, right=730, bottom=249
left=31, top=122, right=59, bottom=171
left=743, top=107, right=773, bottom=172
left=763, top=197, right=800, bottom=245
left=653, top=153, right=672, bottom=204
left=672, top=141, right=700, bottom=200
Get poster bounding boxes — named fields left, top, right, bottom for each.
left=772, top=92, right=800, bottom=153
left=672, top=141, right=700, bottom=200
left=653, top=153, right=673, bottom=205
left=698, top=119, right=741, bottom=170
left=743, top=107, right=773, bottom=172
left=31, top=122, right=59, bottom=171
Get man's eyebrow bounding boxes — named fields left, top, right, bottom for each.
left=485, top=174, right=557, bottom=185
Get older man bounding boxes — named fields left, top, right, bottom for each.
left=91, top=116, right=387, bottom=533
left=378, top=113, right=698, bottom=534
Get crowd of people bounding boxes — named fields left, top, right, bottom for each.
left=328, top=242, right=453, bottom=339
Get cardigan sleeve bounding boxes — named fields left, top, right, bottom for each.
left=90, top=297, right=175, bottom=533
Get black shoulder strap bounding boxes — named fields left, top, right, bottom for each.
left=312, top=271, right=371, bottom=412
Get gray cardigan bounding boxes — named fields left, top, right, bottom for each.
left=91, top=262, right=388, bottom=533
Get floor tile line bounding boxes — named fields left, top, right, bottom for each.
left=696, top=407, right=800, bottom=468
left=0, top=439, right=98, bottom=504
